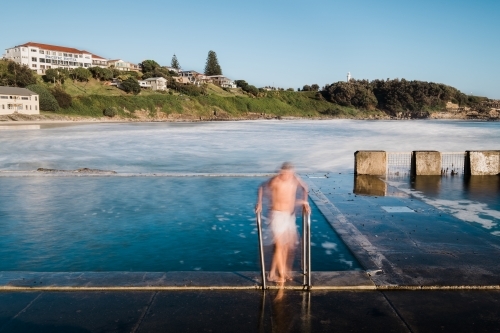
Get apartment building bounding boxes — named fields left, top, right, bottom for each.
left=0, top=86, right=39, bottom=115
left=3, top=42, right=106, bottom=75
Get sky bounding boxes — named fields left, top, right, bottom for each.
left=1, top=0, right=499, bottom=98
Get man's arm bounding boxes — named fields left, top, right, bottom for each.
left=295, top=175, right=310, bottom=213
left=255, top=178, right=272, bottom=213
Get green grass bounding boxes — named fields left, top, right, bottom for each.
left=46, top=79, right=385, bottom=119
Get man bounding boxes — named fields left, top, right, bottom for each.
left=255, top=162, right=310, bottom=283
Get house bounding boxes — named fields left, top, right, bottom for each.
left=208, top=75, right=237, bottom=89
left=3, top=42, right=105, bottom=75
left=142, top=77, right=167, bottom=91
left=90, top=53, right=108, bottom=68
left=107, top=59, right=140, bottom=72
left=177, top=70, right=213, bottom=86
left=0, top=86, right=39, bottom=115
left=163, top=66, right=179, bottom=74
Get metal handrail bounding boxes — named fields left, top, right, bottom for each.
left=302, top=208, right=312, bottom=289
left=256, top=207, right=312, bottom=290
left=256, top=212, right=266, bottom=290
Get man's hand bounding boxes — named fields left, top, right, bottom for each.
left=302, top=201, right=311, bottom=213
left=255, top=203, right=262, bottom=214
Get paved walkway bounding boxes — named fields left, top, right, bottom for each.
left=1, top=290, right=500, bottom=332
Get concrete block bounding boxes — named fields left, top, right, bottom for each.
left=354, top=151, right=387, bottom=175
left=411, top=151, right=442, bottom=176
left=465, top=151, right=500, bottom=176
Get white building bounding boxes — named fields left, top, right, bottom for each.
left=208, top=75, right=237, bottom=89
left=3, top=42, right=106, bottom=75
left=143, top=77, right=167, bottom=91
left=0, top=86, right=39, bottom=115
left=107, top=59, right=139, bottom=72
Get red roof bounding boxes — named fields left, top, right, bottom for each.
left=17, top=42, right=106, bottom=59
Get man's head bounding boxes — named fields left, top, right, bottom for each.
left=279, top=162, right=294, bottom=180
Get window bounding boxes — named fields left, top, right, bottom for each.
left=1, top=105, right=4, bottom=109
left=79, top=55, right=82, bottom=58
left=58, top=52, right=62, bottom=56
left=31, top=57, right=37, bottom=62
left=52, top=60, right=57, bottom=64
left=63, top=53, right=68, bottom=57
left=68, top=54, right=73, bottom=57
left=32, top=64, right=37, bottom=68
left=39, top=58, right=45, bottom=63
left=52, top=51, right=57, bottom=55
left=31, top=49, right=37, bottom=52
left=35, top=96, right=38, bottom=101
left=35, top=106, right=37, bottom=110
left=21, top=97, right=29, bottom=100
left=47, top=66, right=51, bottom=69
left=40, top=65, right=45, bottom=69
left=39, top=50, right=44, bottom=54
left=0, top=96, right=7, bottom=99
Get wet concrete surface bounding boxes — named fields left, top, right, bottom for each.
left=305, top=173, right=500, bottom=287
left=1, top=290, right=500, bottom=332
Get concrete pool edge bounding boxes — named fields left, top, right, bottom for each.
left=0, top=271, right=374, bottom=291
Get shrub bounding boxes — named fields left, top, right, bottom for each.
left=70, top=67, right=91, bottom=82
left=51, top=86, right=73, bottom=108
left=120, top=77, right=141, bottom=95
left=26, top=84, right=59, bottom=111
left=103, top=107, right=117, bottom=117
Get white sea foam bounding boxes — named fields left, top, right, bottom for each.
left=387, top=181, right=499, bottom=230
left=1, top=120, right=499, bottom=173
left=321, top=241, right=338, bottom=251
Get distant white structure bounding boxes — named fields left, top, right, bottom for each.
left=347, top=72, right=352, bottom=82
left=0, top=86, right=39, bottom=115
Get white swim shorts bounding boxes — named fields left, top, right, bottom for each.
left=270, top=210, right=298, bottom=246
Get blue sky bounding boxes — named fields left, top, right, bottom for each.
left=2, top=0, right=499, bottom=98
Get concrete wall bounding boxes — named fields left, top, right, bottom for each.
left=465, top=151, right=500, bottom=176
left=411, top=151, right=442, bottom=176
left=354, top=151, right=387, bottom=176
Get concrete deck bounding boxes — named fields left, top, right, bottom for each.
left=1, top=290, right=500, bottom=332
left=305, top=173, right=500, bottom=288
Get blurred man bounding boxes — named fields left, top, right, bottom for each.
left=255, top=162, right=310, bottom=283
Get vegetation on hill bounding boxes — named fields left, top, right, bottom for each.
left=0, top=58, right=496, bottom=120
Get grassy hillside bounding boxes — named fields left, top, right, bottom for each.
left=46, top=79, right=386, bottom=119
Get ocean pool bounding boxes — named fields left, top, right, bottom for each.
left=0, top=176, right=360, bottom=272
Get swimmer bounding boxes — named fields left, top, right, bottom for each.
left=255, top=162, right=310, bottom=283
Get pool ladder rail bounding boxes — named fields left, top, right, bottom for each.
left=256, top=208, right=312, bottom=290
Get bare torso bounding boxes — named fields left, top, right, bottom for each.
left=269, top=174, right=298, bottom=213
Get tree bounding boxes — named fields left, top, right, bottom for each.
left=302, top=85, right=312, bottom=91
left=44, top=68, right=65, bottom=84
left=171, top=54, right=180, bottom=70
left=120, top=77, right=141, bottom=94
left=26, top=84, right=59, bottom=111
left=204, top=50, right=222, bottom=76
left=311, top=84, right=320, bottom=91
left=140, top=60, right=160, bottom=73
left=0, top=60, right=37, bottom=87
left=70, top=67, right=91, bottom=82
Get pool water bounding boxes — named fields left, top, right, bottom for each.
left=0, top=176, right=360, bottom=272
